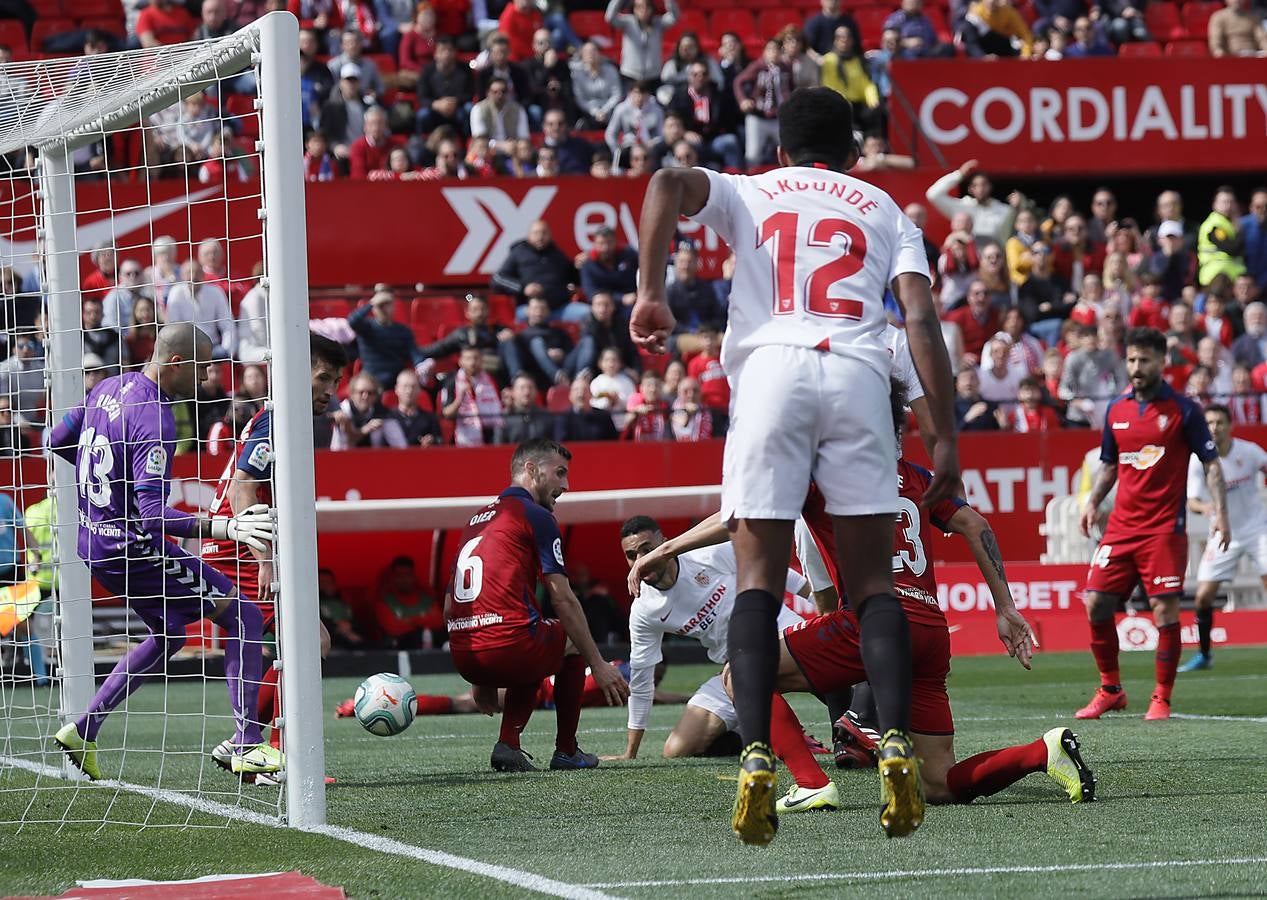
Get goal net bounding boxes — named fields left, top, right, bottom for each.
left=0, top=12, right=325, bottom=832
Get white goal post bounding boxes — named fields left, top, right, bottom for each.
left=0, top=12, right=324, bottom=830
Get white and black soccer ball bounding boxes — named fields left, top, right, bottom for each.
left=353, top=673, right=417, bottom=736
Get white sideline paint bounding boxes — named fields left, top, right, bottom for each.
left=0, top=755, right=614, bottom=900
left=584, top=857, right=1267, bottom=889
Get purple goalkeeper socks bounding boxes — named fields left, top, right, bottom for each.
left=77, top=610, right=195, bottom=743
left=214, top=598, right=265, bottom=747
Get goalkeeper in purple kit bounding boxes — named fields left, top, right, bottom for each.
left=49, top=323, right=281, bottom=780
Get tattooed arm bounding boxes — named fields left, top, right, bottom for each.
left=946, top=505, right=1037, bottom=669
left=1204, top=457, right=1231, bottom=552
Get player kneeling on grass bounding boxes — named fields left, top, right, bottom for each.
left=1181, top=403, right=1267, bottom=673
left=50, top=323, right=280, bottom=780
left=202, top=334, right=348, bottom=779
left=750, top=382, right=1094, bottom=813
left=444, top=439, right=629, bottom=772
left=603, top=516, right=813, bottom=763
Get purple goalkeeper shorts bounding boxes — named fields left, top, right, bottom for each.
left=91, top=540, right=237, bottom=624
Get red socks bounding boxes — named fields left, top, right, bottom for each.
left=1089, top=618, right=1121, bottom=687
left=551, top=655, right=586, bottom=755
left=769, top=693, right=830, bottom=789
left=1154, top=622, right=1181, bottom=700
left=498, top=684, right=537, bottom=749
left=257, top=665, right=281, bottom=749
left=416, top=694, right=456, bottom=716
left=946, top=738, right=1047, bottom=803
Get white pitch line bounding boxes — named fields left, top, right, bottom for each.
left=583, top=856, right=1267, bottom=889
left=0, top=755, right=614, bottom=900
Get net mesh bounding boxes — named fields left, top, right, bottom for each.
left=0, top=25, right=287, bottom=830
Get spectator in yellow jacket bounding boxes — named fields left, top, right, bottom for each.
left=819, top=26, right=882, bottom=134
left=961, top=0, right=1034, bottom=58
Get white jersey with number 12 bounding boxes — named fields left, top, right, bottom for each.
left=689, top=166, right=929, bottom=380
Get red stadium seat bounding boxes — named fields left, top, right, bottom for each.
left=1181, top=1, right=1220, bottom=38
left=309, top=298, right=351, bottom=319
left=1165, top=38, right=1209, bottom=56
left=29, top=0, right=61, bottom=15
left=412, top=295, right=464, bottom=330
left=487, top=293, right=516, bottom=325
left=1143, top=3, right=1184, bottom=42
left=78, top=17, right=126, bottom=39
left=666, top=9, right=708, bottom=44
left=72, top=0, right=122, bottom=16
left=0, top=20, right=27, bottom=52
left=924, top=6, right=952, bottom=42
left=367, top=52, right=396, bottom=75
left=709, top=9, right=757, bottom=42
left=569, top=10, right=611, bottom=42
left=545, top=384, right=571, bottom=412
left=1117, top=40, right=1162, bottom=57
left=31, top=18, right=74, bottom=51
left=757, top=9, right=803, bottom=39
left=853, top=6, right=891, bottom=49
left=694, top=0, right=734, bottom=8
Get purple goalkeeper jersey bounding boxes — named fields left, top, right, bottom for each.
left=50, top=372, right=199, bottom=566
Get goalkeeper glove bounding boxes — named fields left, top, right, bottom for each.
left=209, top=503, right=275, bottom=553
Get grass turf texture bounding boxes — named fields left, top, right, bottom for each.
left=1, top=647, right=1265, bottom=898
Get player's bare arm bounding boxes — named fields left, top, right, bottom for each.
left=630, top=168, right=711, bottom=353
left=895, top=271, right=960, bottom=507
left=946, top=506, right=1036, bottom=669
left=1080, top=462, right=1118, bottom=536
left=1204, top=457, right=1231, bottom=551
left=543, top=573, right=630, bottom=706
left=626, top=511, right=726, bottom=597
left=1187, top=494, right=1214, bottom=516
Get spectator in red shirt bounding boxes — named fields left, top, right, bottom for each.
left=686, top=321, right=730, bottom=419
left=136, top=0, right=197, bottom=47
left=1197, top=280, right=1236, bottom=347
left=82, top=243, right=116, bottom=303
left=397, top=4, right=438, bottom=89
left=1129, top=273, right=1170, bottom=331
left=944, top=280, right=1003, bottom=366
left=303, top=130, right=340, bottom=181
left=431, top=0, right=474, bottom=46
left=625, top=369, right=670, bottom=441
left=1010, top=376, right=1062, bottom=432
left=349, top=107, right=394, bottom=178
left=1051, top=215, right=1106, bottom=288
left=499, top=0, right=544, bottom=62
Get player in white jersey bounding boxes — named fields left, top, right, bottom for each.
left=631, top=88, right=959, bottom=843
left=607, top=516, right=809, bottom=762
left=1183, top=404, right=1267, bottom=671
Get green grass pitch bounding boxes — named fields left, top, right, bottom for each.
left=1, top=647, right=1265, bottom=898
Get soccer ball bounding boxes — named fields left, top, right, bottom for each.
left=353, top=673, right=417, bottom=737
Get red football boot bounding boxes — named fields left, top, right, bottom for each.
left=1075, top=687, right=1128, bottom=720
left=832, top=712, right=879, bottom=769
left=1144, top=693, right=1171, bottom=721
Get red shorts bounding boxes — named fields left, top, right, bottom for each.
left=783, top=610, right=954, bottom=735
left=205, top=555, right=274, bottom=629
left=450, top=620, right=566, bottom=688
left=1085, top=532, right=1187, bottom=598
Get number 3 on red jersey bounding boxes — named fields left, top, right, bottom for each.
left=758, top=211, right=867, bottom=320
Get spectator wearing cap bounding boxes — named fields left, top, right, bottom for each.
left=1241, top=188, right=1267, bottom=292
left=1207, top=0, right=1267, bottom=57
left=320, top=63, right=369, bottom=158
left=883, top=0, right=956, bottom=57
left=580, top=227, right=639, bottom=308
left=1145, top=219, right=1198, bottom=301
left=1144, top=189, right=1199, bottom=254
left=470, top=76, right=530, bottom=142
left=734, top=40, right=794, bottom=170
left=82, top=353, right=109, bottom=395
left=926, top=159, right=1025, bottom=248
left=1198, top=186, right=1248, bottom=286
left=328, top=29, right=384, bottom=101
left=606, top=0, right=680, bottom=84
left=349, top=106, right=395, bottom=179
left=347, top=288, right=428, bottom=386
left=491, top=219, right=580, bottom=317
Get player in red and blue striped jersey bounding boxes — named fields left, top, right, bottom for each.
left=1077, top=327, right=1229, bottom=721
left=444, top=438, right=629, bottom=772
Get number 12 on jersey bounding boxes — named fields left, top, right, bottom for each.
left=758, top=211, right=868, bottom=320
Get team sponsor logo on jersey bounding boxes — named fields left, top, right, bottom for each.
left=246, top=441, right=272, bottom=472
left=1157, top=414, right=1169, bottom=430
left=1112, top=421, right=1130, bottom=430
left=95, top=393, right=123, bottom=421
left=1119, top=444, right=1165, bottom=470
left=693, top=570, right=711, bottom=586
left=552, top=537, right=565, bottom=566
left=144, top=446, right=167, bottom=476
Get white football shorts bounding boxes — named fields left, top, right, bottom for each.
left=721, top=344, right=899, bottom=521
left=687, top=674, right=739, bottom=732
left=1197, top=529, right=1267, bottom=583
